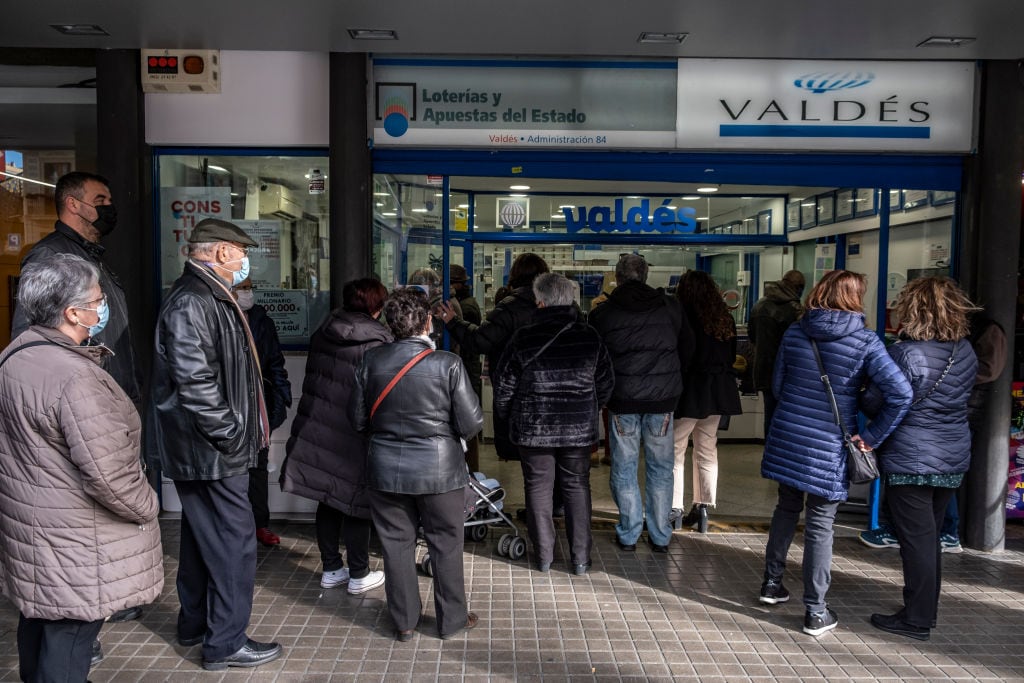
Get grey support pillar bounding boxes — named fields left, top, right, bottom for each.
left=959, top=60, right=1024, bottom=552
left=329, top=52, right=372, bottom=308
left=95, top=49, right=154, bottom=380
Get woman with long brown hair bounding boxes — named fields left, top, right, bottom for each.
left=867, top=277, right=978, bottom=641
left=670, top=270, right=742, bottom=533
left=759, top=270, right=912, bottom=637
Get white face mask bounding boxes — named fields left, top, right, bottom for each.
left=236, top=290, right=255, bottom=310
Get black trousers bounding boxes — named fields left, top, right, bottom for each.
left=17, top=613, right=103, bottom=683
left=248, top=447, right=270, bottom=529
left=369, top=488, right=467, bottom=636
left=519, top=445, right=592, bottom=567
left=315, top=502, right=372, bottom=579
left=175, top=475, right=256, bottom=661
left=887, top=483, right=956, bottom=627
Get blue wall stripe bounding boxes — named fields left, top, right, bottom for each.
left=720, top=125, right=931, bottom=139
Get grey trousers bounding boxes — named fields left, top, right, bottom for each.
left=369, top=488, right=467, bottom=636
left=764, top=482, right=840, bottom=612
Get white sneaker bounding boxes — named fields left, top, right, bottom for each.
left=347, top=570, right=385, bottom=595
left=320, top=567, right=350, bottom=589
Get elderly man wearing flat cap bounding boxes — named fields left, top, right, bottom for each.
left=147, top=218, right=282, bottom=670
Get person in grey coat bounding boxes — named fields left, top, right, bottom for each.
left=281, top=278, right=392, bottom=595
left=759, top=270, right=912, bottom=638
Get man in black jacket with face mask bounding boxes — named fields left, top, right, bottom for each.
left=12, top=172, right=139, bottom=403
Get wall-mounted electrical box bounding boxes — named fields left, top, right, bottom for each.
left=141, top=49, right=220, bottom=93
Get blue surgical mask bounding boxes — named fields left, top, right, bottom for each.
left=219, top=256, right=250, bottom=287
left=77, top=299, right=109, bottom=337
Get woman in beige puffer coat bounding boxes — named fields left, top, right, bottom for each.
left=0, top=255, right=162, bottom=681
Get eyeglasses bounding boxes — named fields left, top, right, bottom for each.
left=77, top=295, right=106, bottom=310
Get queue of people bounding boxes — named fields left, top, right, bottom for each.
left=0, top=173, right=991, bottom=679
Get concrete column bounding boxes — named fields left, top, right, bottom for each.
left=329, top=52, right=372, bottom=308
left=95, top=49, right=154, bottom=380
left=959, top=60, right=1024, bottom=552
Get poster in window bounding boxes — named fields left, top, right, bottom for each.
left=855, top=188, right=878, bottom=217
left=786, top=201, right=800, bottom=230
left=160, top=187, right=231, bottom=289
left=889, top=189, right=903, bottom=211
left=835, top=189, right=854, bottom=221
left=816, top=192, right=835, bottom=226
left=800, top=200, right=817, bottom=229
left=902, top=189, right=929, bottom=210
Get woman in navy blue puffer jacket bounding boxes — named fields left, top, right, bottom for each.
left=758, top=270, right=912, bottom=638
left=866, top=277, right=977, bottom=642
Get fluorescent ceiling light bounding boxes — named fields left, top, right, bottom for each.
left=550, top=214, right=565, bottom=219
left=681, top=195, right=700, bottom=201
left=638, top=32, right=687, bottom=44
left=382, top=212, right=397, bottom=217
left=0, top=171, right=55, bottom=188
left=696, top=186, right=718, bottom=193
left=665, top=205, right=676, bottom=210
left=348, top=28, right=398, bottom=40
left=917, top=36, right=975, bottom=48
left=510, top=184, right=530, bottom=190
left=51, top=24, right=108, bottom=36
left=558, top=205, right=573, bottom=209
left=435, top=193, right=444, bottom=197
left=411, top=208, right=428, bottom=213
left=801, top=202, right=815, bottom=207
left=697, top=216, right=709, bottom=220
left=458, top=203, right=469, bottom=208
left=207, top=165, right=229, bottom=174
left=509, top=193, right=527, bottom=198
left=373, top=192, right=389, bottom=196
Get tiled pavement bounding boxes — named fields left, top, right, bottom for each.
left=2, top=516, right=1023, bottom=682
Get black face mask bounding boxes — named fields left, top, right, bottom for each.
left=92, top=203, right=118, bottom=236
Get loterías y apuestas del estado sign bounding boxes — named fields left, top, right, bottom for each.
left=564, top=199, right=697, bottom=234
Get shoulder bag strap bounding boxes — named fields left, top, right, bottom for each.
left=370, top=348, right=433, bottom=419
left=811, top=339, right=853, bottom=439
left=0, top=340, right=60, bottom=373
left=521, top=321, right=574, bottom=368
left=911, top=341, right=957, bottom=407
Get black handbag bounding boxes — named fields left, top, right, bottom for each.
left=811, top=339, right=879, bottom=484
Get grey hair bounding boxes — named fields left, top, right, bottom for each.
left=188, top=242, right=220, bottom=260
left=18, top=254, right=100, bottom=328
left=383, top=287, right=431, bottom=339
left=615, top=254, right=648, bottom=284
left=533, top=272, right=576, bottom=307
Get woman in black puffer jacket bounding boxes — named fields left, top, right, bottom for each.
left=439, top=252, right=549, bottom=461
left=866, top=277, right=978, bottom=642
left=281, top=279, right=392, bottom=594
left=352, top=288, right=483, bottom=642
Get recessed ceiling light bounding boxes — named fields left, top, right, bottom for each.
left=509, top=193, right=527, bottom=198
left=435, top=193, right=444, bottom=197
left=638, top=32, right=687, bottom=44
left=917, top=36, right=975, bottom=48
left=51, top=24, right=109, bottom=36
left=510, top=184, right=530, bottom=191
left=696, top=186, right=718, bottom=193
left=681, top=196, right=700, bottom=201
left=376, top=202, right=384, bottom=207
left=348, top=28, right=398, bottom=40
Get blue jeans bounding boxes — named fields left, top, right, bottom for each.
left=608, top=412, right=675, bottom=546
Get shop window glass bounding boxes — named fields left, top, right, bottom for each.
left=156, top=153, right=330, bottom=345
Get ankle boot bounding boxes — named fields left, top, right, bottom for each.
left=696, top=504, right=709, bottom=534
left=680, top=504, right=701, bottom=527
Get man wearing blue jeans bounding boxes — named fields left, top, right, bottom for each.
left=589, top=254, right=693, bottom=552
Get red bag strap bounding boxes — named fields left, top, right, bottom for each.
left=370, top=349, right=433, bottom=419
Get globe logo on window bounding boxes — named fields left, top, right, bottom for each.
left=793, top=71, right=875, bottom=94
left=499, top=201, right=526, bottom=228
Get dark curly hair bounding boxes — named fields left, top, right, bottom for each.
left=676, top=270, right=735, bottom=341
left=383, top=287, right=431, bottom=339
left=507, top=252, right=550, bottom=289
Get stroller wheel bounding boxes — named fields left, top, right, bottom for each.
left=508, top=537, right=527, bottom=560
left=467, top=524, right=488, bottom=543
left=420, top=554, right=434, bottom=577
left=497, top=534, right=512, bottom=557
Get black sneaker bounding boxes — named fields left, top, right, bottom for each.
left=759, top=578, right=790, bottom=605
left=803, top=608, right=838, bottom=636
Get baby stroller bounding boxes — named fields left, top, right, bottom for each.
left=419, top=469, right=526, bottom=576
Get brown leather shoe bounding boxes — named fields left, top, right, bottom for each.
left=440, top=612, right=479, bottom=640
